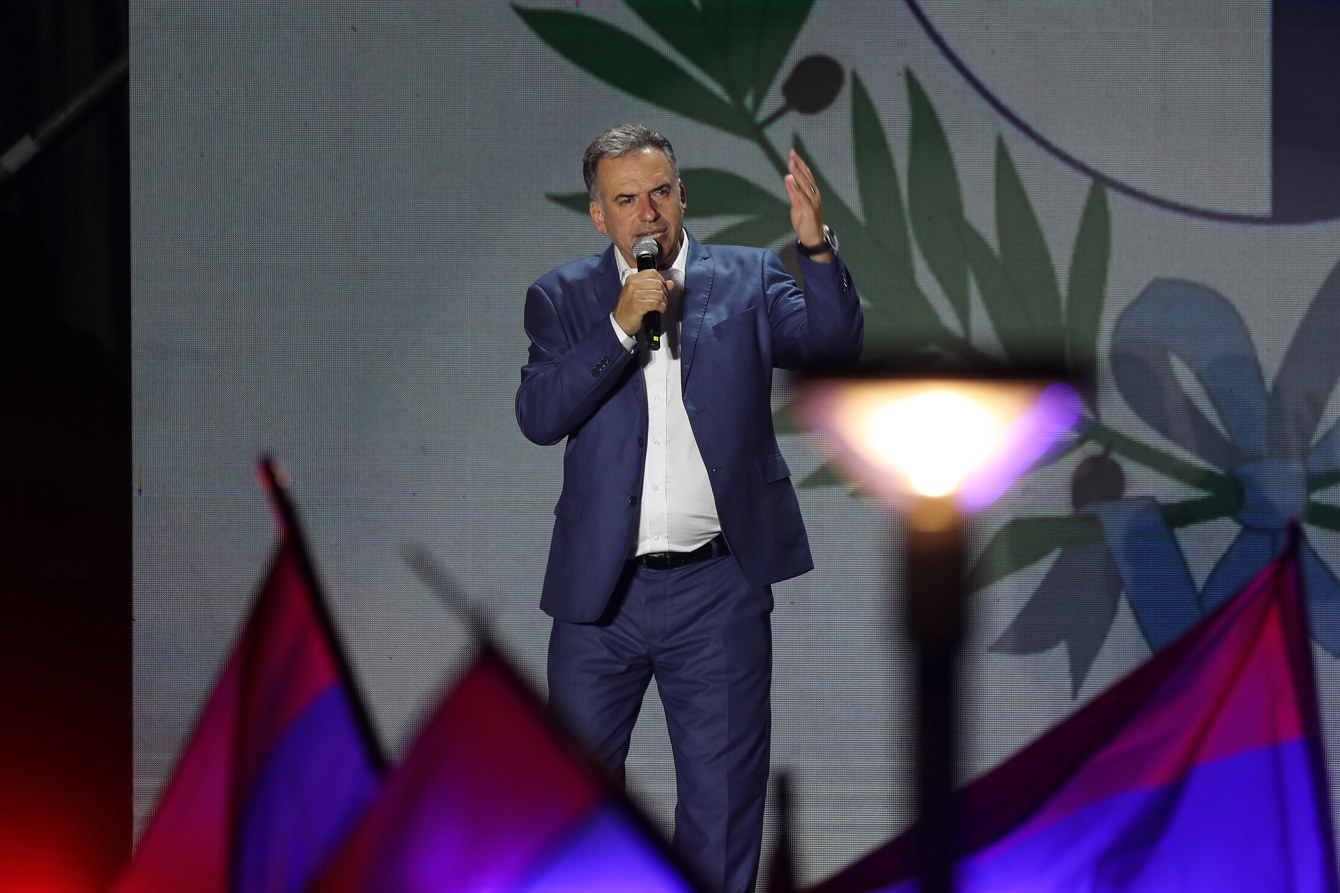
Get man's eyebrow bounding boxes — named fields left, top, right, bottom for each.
left=617, top=182, right=672, bottom=200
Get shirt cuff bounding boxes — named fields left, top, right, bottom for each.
left=610, top=313, right=637, bottom=353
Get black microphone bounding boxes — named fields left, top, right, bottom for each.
left=632, top=235, right=662, bottom=351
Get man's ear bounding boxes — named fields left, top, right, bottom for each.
left=678, top=180, right=686, bottom=213
left=589, top=200, right=607, bottom=236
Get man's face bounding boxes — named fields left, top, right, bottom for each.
left=589, top=147, right=687, bottom=270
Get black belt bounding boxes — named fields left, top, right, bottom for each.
left=634, top=534, right=730, bottom=570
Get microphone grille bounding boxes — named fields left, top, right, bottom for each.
left=632, top=235, right=659, bottom=260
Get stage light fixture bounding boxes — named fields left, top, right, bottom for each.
left=795, top=363, right=1083, bottom=893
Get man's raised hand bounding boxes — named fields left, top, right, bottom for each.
left=783, top=149, right=831, bottom=262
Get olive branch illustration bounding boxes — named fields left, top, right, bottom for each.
left=516, top=0, right=1340, bottom=688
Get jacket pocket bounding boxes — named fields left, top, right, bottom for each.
left=758, top=450, right=791, bottom=483
left=712, top=306, right=757, bottom=337
left=554, top=493, right=584, bottom=518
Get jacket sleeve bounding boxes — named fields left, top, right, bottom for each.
left=515, top=279, right=636, bottom=446
left=765, top=249, right=864, bottom=370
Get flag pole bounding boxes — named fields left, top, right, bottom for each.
left=400, top=541, right=494, bottom=649
left=254, top=455, right=388, bottom=775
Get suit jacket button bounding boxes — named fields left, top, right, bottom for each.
left=638, top=437, right=645, bottom=448
left=628, top=496, right=638, bottom=506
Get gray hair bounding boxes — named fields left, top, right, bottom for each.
left=582, top=124, right=679, bottom=202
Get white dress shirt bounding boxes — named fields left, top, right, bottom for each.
left=609, top=240, right=721, bottom=556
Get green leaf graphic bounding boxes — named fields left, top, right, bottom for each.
left=906, top=71, right=969, bottom=332
left=702, top=215, right=794, bottom=248
left=1159, top=489, right=1242, bottom=529
left=693, top=0, right=752, bottom=103
left=624, top=0, right=731, bottom=90
left=773, top=400, right=803, bottom=435
left=1306, top=500, right=1340, bottom=532
left=851, top=73, right=912, bottom=275
left=546, top=191, right=591, bottom=215
left=969, top=515, right=1104, bottom=593
left=1066, top=181, right=1110, bottom=407
left=859, top=273, right=956, bottom=353
left=680, top=168, right=790, bottom=217
left=514, top=7, right=753, bottom=139
left=800, top=460, right=849, bottom=489
left=1311, top=469, right=1340, bottom=494
left=751, top=0, right=818, bottom=110
left=727, top=0, right=766, bottom=106
left=961, top=221, right=1037, bottom=363
left=994, top=137, right=1064, bottom=349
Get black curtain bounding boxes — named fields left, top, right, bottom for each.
left=0, top=2, right=131, bottom=888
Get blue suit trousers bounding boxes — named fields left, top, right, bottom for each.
left=548, top=553, right=773, bottom=893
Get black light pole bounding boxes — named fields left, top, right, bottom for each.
left=795, top=364, right=1083, bottom=893
left=905, top=495, right=965, bottom=893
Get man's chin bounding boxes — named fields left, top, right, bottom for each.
left=656, top=230, right=684, bottom=257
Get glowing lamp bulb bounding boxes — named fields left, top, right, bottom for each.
left=863, top=390, right=1005, bottom=497
left=797, top=374, right=1082, bottom=513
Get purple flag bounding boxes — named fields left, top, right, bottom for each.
left=809, top=545, right=1338, bottom=892
left=113, top=537, right=382, bottom=893
left=307, top=647, right=700, bottom=893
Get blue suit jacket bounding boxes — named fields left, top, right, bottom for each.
left=517, top=234, right=863, bottom=623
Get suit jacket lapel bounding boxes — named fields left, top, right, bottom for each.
left=596, top=244, right=621, bottom=316
left=680, top=234, right=714, bottom=390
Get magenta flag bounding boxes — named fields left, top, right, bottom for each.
left=808, top=545, right=1339, bottom=892
left=113, top=537, right=382, bottom=893
left=306, top=647, right=699, bottom=893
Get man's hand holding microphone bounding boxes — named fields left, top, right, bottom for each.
left=613, top=235, right=672, bottom=350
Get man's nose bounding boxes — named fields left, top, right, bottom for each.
left=639, top=197, right=659, bottom=220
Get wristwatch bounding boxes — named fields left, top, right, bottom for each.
left=796, top=225, right=837, bottom=258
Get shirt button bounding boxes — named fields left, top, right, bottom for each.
left=654, top=439, right=662, bottom=446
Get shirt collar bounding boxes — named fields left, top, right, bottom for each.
left=615, top=233, right=688, bottom=289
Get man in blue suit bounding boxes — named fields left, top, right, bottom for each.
left=516, top=124, right=862, bottom=893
